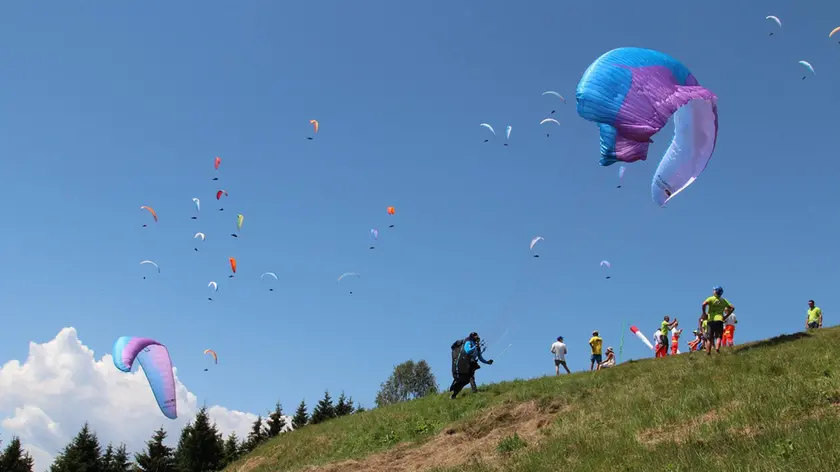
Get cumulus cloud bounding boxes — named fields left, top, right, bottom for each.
left=0, top=328, right=288, bottom=471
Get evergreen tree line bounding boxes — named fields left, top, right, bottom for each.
left=0, top=390, right=361, bottom=472
left=0, top=360, right=438, bottom=472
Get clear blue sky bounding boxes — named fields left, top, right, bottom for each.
left=1, top=0, right=839, bottom=420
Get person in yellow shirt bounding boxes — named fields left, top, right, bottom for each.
left=589, top=330, right=603, bottom=371
left=806, top=300, right=823, bottom=330
left=701, top=286, right=734, bottom=355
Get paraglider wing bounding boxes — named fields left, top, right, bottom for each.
left=208, top=281, right=218, bottom=291
left=194, top=232, right=206, bottom=241
left=203, top=349, right=218, bottom=364
left=371, top=228, right=379, bottom=240
left=539, top=118, right=561, bottom=127
left=479, top=123, right=496, bottom=136
left=576, top=47, right=718, bottom=207
left=387, top=206, right=395, bottom=215
left=799, top=60, right=815, bottom=75
left=830, top=27, right=840, bottom=38
left=214, top=157, right=221, bottom=170
left=619, top=166, right=626, bottom=179
left=505, top=125, right=512, bottom=140
left=112, top=336, right=177, bottom=419
left=529, top=236, right=544, bottom=251
left=237, top=214, right=244, bottom=231
left=765, top=15, right=781, bottom=28
left=310, top=119, right=319, bottom=134
left=260, top=272, right=278, bottom=280
left=600, top=260, right=611, bottom=268
left=192, top=198, right=200, bottom=213
left=140, top=206, right=158, bottom=223
left=216, top=190, right=228, bottom=200
left=140, top=260, right=160, bottom=273
left=337, top=272, right=360, bottom=283
left=229, top=257, right=237, bottom=274
left=542, top=91, right=566, bottom=103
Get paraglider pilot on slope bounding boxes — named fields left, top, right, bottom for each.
left=449, top=332, right=493, bottom=399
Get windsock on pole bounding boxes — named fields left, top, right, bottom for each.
left=630, top=325, right=655, bottom=350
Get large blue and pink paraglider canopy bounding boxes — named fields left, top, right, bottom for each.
left=112, top=336, right=178, bottom=419
left=576, top=47, right=719, bottom=206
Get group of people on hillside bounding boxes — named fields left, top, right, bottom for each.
left=448, top=291, right=826, bottom=395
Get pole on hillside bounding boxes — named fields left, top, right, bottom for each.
left=619, top=318, right=626, bottom=363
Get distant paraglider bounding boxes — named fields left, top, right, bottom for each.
left=338, top=272, right=360, bottom=294
left=765, top=15, right=781, bottom=35
left=799, top=60, right=815, bottom=80
left=370, top=228, right=379, bottom=249
left=530, top=236, right=544, bottom=257
left=539, top=118, right=560, bottom=137
left=617, top=166, right=626, bottom=188
left=504, top=125, right=512, bottom=146
left=213, top=156, right=221, bottom=180
left=600, top=260, right=611, bottom=279
left=480, top=123, right=495, bottom=142
left=191, top=198, right=200, bottom=219
left=112, top=336, right=177, bottom=419
left=140, top=206, right=158, bottom=227
left=307, top=119, right=319, bottom=140
left=140, top=260, right=160, bottom=279
left=193, top=232, right=205, bottom=251
left=261, top=272, right=278, bottom=291
left=229, top=257, right=237, bottom=278
left=216, top=190, right=228, bottom=211
left=387, top=206, right=396, bottom=227
left=232, top=214, right=243, bottom=238
left=830, top=26, right=840, bottom=43
left=208, top=280, right=218, bottom=300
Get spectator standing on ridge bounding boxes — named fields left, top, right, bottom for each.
left=806, top=300, right=823, bottom=330
left=551, top=336, right=570, bottom=375
left=702, top=286, right=734, bottom=355
left=670, top=326, right=683, bottom=355
left=659, top=316, right=679, bottom=356
left=722, top=310, right=738, bottom=346
left=589, top=330, right=603, bottom=371
left=653, top=328, right=666, bottom=358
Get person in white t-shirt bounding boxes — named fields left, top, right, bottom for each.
left=551, top=336, right=570, bottom=375
left=722, top=312, right=737, bottom=346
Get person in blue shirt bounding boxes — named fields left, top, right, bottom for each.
left=449, top=332, right=493, bottom=399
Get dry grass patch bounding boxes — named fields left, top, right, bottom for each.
left=303, top=400, right=567, bottom=472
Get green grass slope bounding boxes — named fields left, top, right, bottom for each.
left=227, top=327, right=840, bottom=472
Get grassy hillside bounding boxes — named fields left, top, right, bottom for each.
left=227, top=328, right=840, bottom=472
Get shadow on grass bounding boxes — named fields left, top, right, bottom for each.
left=734, top=332, right=811, bottom=354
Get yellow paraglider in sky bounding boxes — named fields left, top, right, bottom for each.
left=830, top=26, right=840, bottom=41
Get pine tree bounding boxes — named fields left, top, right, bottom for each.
left=174, top=407, right=224, bottom=472
left=50, top=422, right=103, bottom=472
left=0, top=436, right=35, bottom=472
left=101, top=444, right=114, bottom=470
left=243, top=416, right=265, bottom=452
left=265, top=402, right=287, bottom=437
left=221, top=432, right=241, bottom=467
left=355, top=403, right=366, bottom=413
left=309, top=391, right=336, bottom=425
left=134, top=427, right=175, bottom=472
left=334, top=392, right=355, bottom=417
left=291, top=399, right=309, bottom=429
left=109, top=444, right=131, bottom=472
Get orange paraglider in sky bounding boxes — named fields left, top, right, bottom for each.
left=140, top=206, right=158, bottom=227
left=387, top=206, right=395, bottom=227
left=229, top=257, right=237, bottom=277
left=307, top=120, right=319, bottom=140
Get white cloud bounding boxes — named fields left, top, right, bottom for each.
left=0, top=328, right=291, bottom=472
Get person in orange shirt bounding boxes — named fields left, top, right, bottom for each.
left=670, top=326, right=683, bottom=355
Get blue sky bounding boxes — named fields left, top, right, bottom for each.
left=1, top=0, right=839, bottom=425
